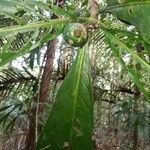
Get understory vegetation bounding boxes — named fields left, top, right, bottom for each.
left=0, top=0, right=150, bottom=150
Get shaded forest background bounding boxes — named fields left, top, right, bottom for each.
left=0, top=0, right=150, bottom=150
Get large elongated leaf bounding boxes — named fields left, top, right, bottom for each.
left=36, top=47, right=94, bottom=150
left=0, top=0, right=48, bottom=24
left=104, top=1, right=150, bottom=44
left=102, top=28, right=150, bottom=72
left=0, top=27, right=63, bottom=66
left=0, top=18, right=69, bottom=66
left=0, top=0, right=74, bottom=24
left=103, top=28, right=150, bottom=102
left=0, top=19, right=69, bottom=36
left=0, top=0, right=72, bottom=67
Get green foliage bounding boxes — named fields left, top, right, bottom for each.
left=0, top=68, right=37, bottom=100
left=0, top=19, right=68, bottom=66
left=36, top=47, right=93, bottom=150
left=0, top=0, right=71, bottom=67
left=0, top=0, right=150, bottom=149
left=0, top=101, right=24, bottom=133
left=0, top=68, right=37, bottom=133
left=114, top=99, right=150, bottom=140
left=103, top=28, right=150, bottom=102
left=105, top=1, right=150, bottom=44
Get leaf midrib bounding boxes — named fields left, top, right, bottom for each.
left=69, top=48, right=85, bottom=147
left=0, top=18, right=69, bottom=35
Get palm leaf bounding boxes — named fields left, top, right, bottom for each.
left=0, top=19, right=68, bottom=66
left=0, top=0, right=71, bottom=67
left=103, top=28, right=150, bottom=72
left=0, top=101, right=25, bottom=133
left=0, top=68, right=37, bottom=100
left=36, top=46, right=94, bottom=150
left=104, top=1, right=150, bottom=44
left=0, top=0, right=44, bottom=24
left=88, top=17, right=150, bottom=102
left=102, top=28, right=150, bottom=102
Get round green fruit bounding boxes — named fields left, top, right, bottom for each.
left=63, top=23, right=88, bottom=47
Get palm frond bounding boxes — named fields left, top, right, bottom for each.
left=88, top=17, right=150, bottom=101
left=88, top=19, right=150, bottom=103
left=0, top=67, right=37, bottom=101
left=0, top=0, right=72, bottom=67
left=0, top=15, right=17, bottom=28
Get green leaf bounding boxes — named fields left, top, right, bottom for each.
left=104, top=1, right=150, bottom=44
left=0, top=19, right=68, bottom=66
left=50, top=5, right=76, bottom=18
left=106, top=0, right=118, bottom=6
left=0, top=29, right=59, bottom=66
left=36, top=47, right=94, bottom=150
left=103, top=28, right=150, bottom=72
left=0, top=0, right=74, bottom=26
left=127, top=68, right=150, bottom=100
left=0, top=18, right=69, bottom=36
left=103, top=28, right=150, bottom=102
left=0, top=0, right=52, bottom=19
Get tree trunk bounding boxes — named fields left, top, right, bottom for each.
left=25, top=106, right=37, bottom=150
left=38, top=39, right=56, bottom=116
left=37, top=0, right=65, bottom=132
left=132, top=43, right=143, bottom=150
left=24, top=1, right=64, bottom=148
left=24, top=90, right=38, bottom=150
left=38, top=0, right=64, bottom=125
left=132, top=92, right=139, bottom=150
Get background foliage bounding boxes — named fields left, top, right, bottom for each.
left=0, top=0, right=150, bottom=150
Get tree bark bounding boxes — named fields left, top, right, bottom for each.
left=25, top=106, right=37, bottom=150
left=25, top=1, right=65, bottom=148
left=37, top=0, right=65, bottom=132
left=132, top=43, right=143, bottom=150
left=132, top=91, right=139, bottom=150
left=38, top=39, right=56, bottom=116
left=89, top=0, right=99, bottom=20
left=24, top=85, right=38, bottom=150
left=24, top=30, right=56, bottom=150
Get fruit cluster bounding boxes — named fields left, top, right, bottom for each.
left=63, top=23, right=88, bottom=47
